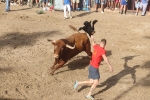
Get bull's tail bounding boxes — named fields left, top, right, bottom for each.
left=69, top=25, right=80, bottom=33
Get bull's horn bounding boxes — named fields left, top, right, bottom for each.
left=66, top=44, right=75, bottom=49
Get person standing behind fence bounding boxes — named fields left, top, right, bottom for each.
left=71, top=0, right=80, bottom=11
left=5, top=0, right=10, bottom=12
left=95, top=0, right=100, bottom=12
left=101, top=0, right=107, bottom=13
left=135, top=0, right=140, bottom=16
left=140, top=0, right=149, bottom=16
left=63, top=0, right=72, bottom=19
left=42, top=0, right=48, bottom=11
left=119, top=0, right=128, bottom=14
left=19, top=0, right=24, bottom=6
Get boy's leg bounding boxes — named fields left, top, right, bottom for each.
left=86, top=79, right=99, bottom=98
left=74, top=79, right=94, bottom=90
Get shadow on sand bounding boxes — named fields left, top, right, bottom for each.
left=55, top=50, right=112, bottom=75
left=92, top=55, right=140, bottom=97
left=114, top=60, right=150, bottom=100
left=0, top=31, right=60, bottom=49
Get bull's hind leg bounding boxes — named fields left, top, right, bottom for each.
left=50, top=60, right=66, bottom=75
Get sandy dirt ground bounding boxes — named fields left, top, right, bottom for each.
left=0, top=2, right=150, bottom=100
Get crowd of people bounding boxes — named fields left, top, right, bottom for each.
left=1, top=0, right=149, bottom=17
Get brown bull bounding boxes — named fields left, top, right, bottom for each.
left=48, top=20, right=97, bottom=75
left=48, top=33, right=92, bottom=75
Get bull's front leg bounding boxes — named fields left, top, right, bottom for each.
left=50, top=58, right=58, bottom=70
left=50, top=60, right=66, bottom=75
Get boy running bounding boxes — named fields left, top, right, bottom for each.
left=74, top=35, right=113, bottom=100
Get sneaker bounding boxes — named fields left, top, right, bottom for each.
left=10, top=3, right=13, bottom=5
left=95, top=9, right=98, bottom=12
left=74, top=81, right=78, bottom=90
left=46, top=7, right=49, bottom=10
left=64, top=16, right=68, bottom=19
left=70, top=16, right=72, bottom=19
left=86, top=7, right=90, bottom=12
left=135, top=13, right=138, bottom=16
left=101, top=11, right=104, bottom=14
left=85, top=95, right=94, bottom=100
left=43, top=7, right=46, bottom=11
left=13, top=2, right=16, bottom=5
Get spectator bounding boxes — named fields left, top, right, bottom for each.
left=110, top=0, right=115, bottom=10
left=101, top=0, right=107, bottom=13
left=63, top=0, right=72, bottom=19
left=95, top=0, right=100, bottom=12
left=119, top=0, right=128, bottom=14
left=115, top=0, right=120, bottom=10
left=10, top=0, right=17, bottom=5
left=5, top=0, right=10, bottom=12
left=86, top=0, right=90, bottom=12
left=107, top=0, right=111, bottom=9
left=135, top=0, right=140, bottom=15
left=71, top=0, right=80, bottom=11
left=140, top=0, right=149, bottom=16
left=42, top=0, right=48, bottom=11
left=19, top=0, right=24, bottom=6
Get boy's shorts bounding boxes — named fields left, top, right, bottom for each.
left=88, top=65, right=100, bottom=80
left=101, top=0, right=107, bottom=5
left=135, top=1, right=140, bottom=8
left=95, top=0, right=100, bottom=4
left=72, top=0, right=80, bottom=3
left=42, top=0, right=48, bottom=2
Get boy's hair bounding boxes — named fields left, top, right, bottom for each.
left=101, top=39, right=106, bottom=45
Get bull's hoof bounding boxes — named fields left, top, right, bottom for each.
left=50, top=67, right=54, bottom=70
left=50, top=72, right=54, bottom=75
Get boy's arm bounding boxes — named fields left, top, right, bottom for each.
left=102, top=54, right=113, bottom=72
left=90, top=35, right=95, bottom=46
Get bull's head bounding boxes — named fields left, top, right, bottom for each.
left=48, top=39, right=75, bottom=58
left=78, top=20, right=98, bottom=36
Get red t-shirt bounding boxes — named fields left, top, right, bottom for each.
left=90, top=44, right=106, bottom=68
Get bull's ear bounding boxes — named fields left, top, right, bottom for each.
left=51, top=41, right=56, bottom=45
left=78, top=27, right=83, bottom=31
left=84, top=21, right=88, bottom=26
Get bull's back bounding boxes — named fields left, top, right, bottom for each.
left=62, top=33, right=91, bottom=62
